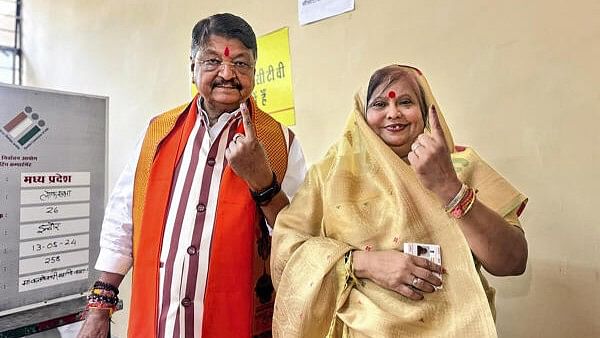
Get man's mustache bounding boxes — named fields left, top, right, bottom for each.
left=211, top=78, right=242, bottom=89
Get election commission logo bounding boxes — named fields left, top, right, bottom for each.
left=1, top=106, right=49, bottom=149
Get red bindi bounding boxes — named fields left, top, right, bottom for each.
left=388, top=90, right=396, bottom=99
left=224, top=46, right=230, bottom=57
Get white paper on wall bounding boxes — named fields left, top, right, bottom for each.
left=298, top=0, right=354, bottom=25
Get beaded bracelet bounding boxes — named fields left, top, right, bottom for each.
left=91, top=287, right=117, bottom=299
left=84, top=281, right=120, bottom=319
left=93, top=280, right=119, bottom=295
left=88, top=293, right=119, bottom=305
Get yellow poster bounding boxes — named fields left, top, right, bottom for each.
left=252, top=27, right=296, bottom=126
left=190, top=27, right=296, bottom=126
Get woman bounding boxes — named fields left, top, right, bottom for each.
left=271, top=65, right=528, bottom=337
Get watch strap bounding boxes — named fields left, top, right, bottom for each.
left=250, top=171, right=281, bottom=206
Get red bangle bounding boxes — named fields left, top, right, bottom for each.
left=449, top=187, right=476, bottom=219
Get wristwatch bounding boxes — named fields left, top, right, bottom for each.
left=250, top=171, right=280, bottom=206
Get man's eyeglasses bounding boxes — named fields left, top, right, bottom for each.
left=197, top=58, right=255, bottom=75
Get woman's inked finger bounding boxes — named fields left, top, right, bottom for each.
left=428, top=105, right=446, bottom=142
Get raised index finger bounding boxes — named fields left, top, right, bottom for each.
left=428, top=105, right=445, bottom=142
left=240, top=102, right=256, bottom=139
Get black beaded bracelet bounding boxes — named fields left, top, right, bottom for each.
left=93, top=280, right=119, bottom=295
left=87, top=293, right=119, bottom=305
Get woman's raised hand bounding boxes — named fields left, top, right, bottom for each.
left=353, top=250, right=444, bottom=300
left=407, top=105, right=462, bottom=205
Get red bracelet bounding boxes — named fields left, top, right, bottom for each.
left=449, top=187, right=476, bottom=219
left=84, top=301, right=117, bottom=318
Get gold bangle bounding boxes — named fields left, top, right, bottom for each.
left=444, top=183, right=468, bottom=212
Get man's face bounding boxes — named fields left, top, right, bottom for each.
left=191, top=35, right=256, bottom=113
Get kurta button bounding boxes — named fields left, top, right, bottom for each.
left=207, top=158, right=216, bottom=167
left=187, top=246, right=197, bottom=255
left=196, top=203, right=206, bottom=212
left=181, top=298, right=192, bottom=307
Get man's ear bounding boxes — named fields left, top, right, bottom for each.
left=190, top=62, right=195, bottom=84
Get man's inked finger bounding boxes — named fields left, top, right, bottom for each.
left=240, top=102, right=256, bottom=139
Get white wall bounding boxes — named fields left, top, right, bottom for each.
left=23, top=1, right=600, bottom=337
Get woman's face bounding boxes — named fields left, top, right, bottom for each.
left=366, top=76, right=425, bottom=158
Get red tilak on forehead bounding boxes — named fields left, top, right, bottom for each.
left=224, top=46, right=230, bottom=57
left=388, top=90, right=396, bottom=99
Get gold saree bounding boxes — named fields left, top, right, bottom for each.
left=271, top=67, right=527, bottom=337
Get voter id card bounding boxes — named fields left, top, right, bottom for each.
left=403, top=242, right=442, bottom=287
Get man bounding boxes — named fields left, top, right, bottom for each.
left=78, top=13, right=306, bottom=338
